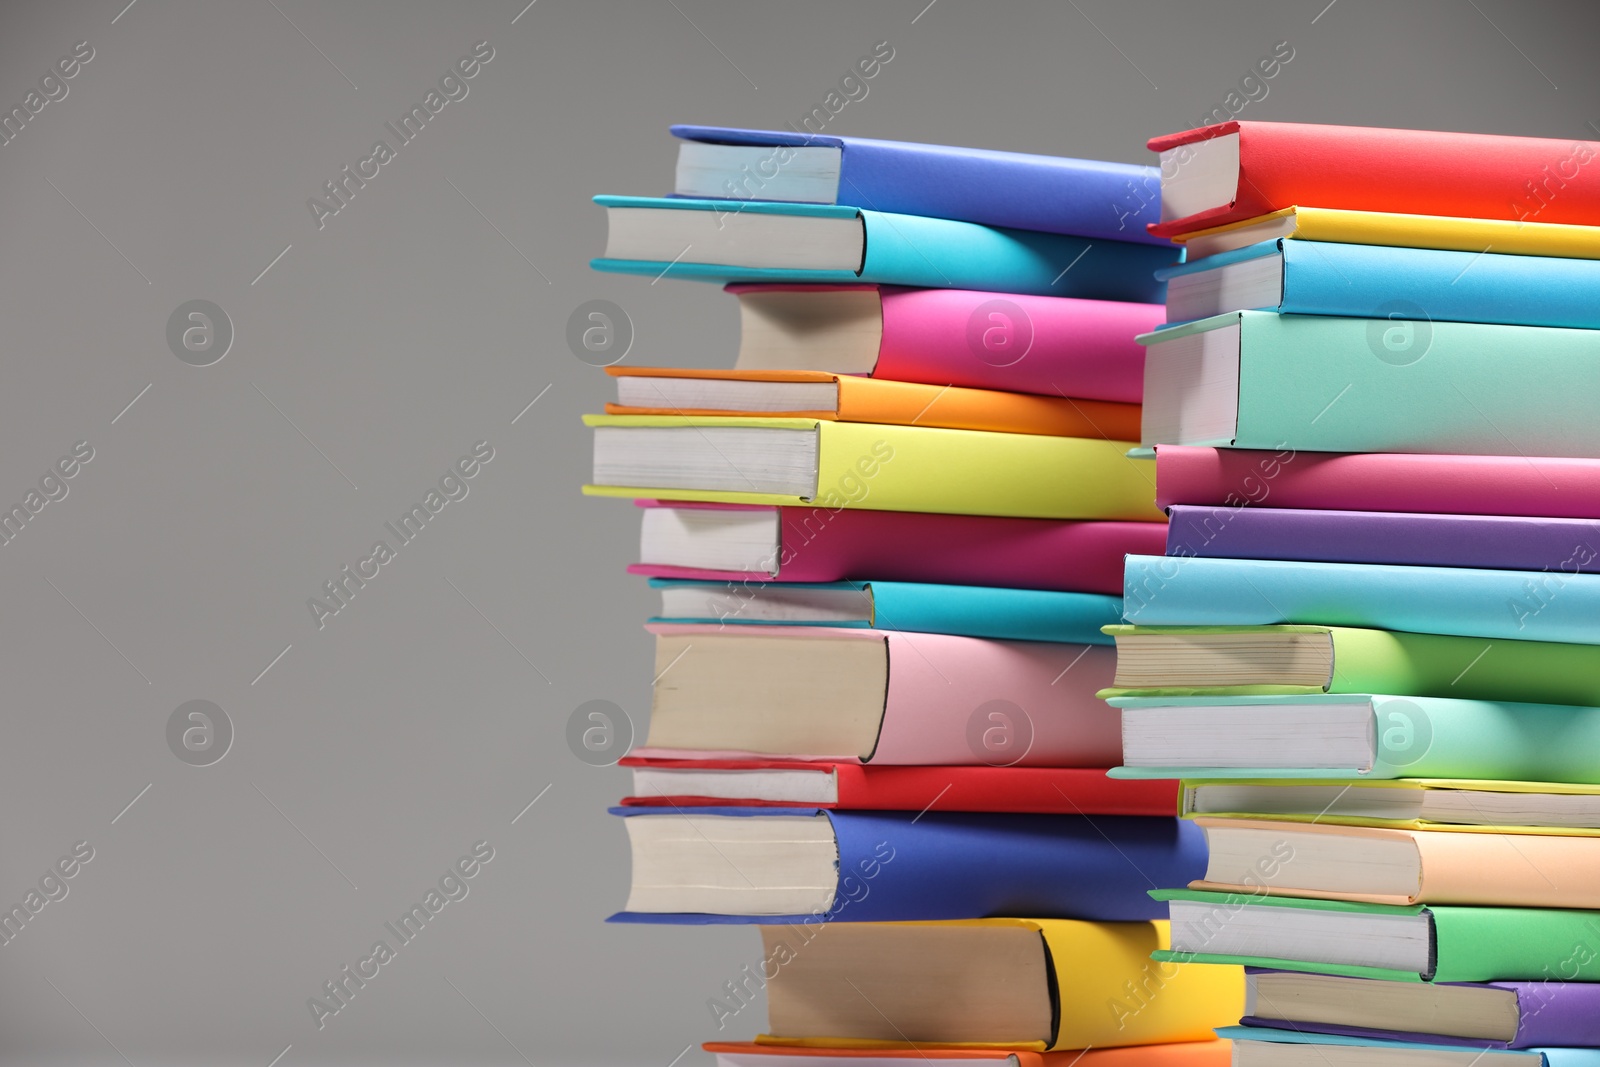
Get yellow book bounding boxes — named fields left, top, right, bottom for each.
left=583, top=414, right=1162, bottom=522
left=1176, top=205, right=1600, bottom=261
left=754, top=919, right=1243, bottom=1052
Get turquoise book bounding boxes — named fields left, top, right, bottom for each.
left=649, top=577, right=1121, bottom=644
left=1219, top=1026, right=1600, bottom=1066
left=592, top=195, right=1173, bottom=303
left=1138, top=310, right=1600, bottom=457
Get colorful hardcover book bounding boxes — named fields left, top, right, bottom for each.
left=704, top=1040, right=1234, bottom=1067
left=1181, top=778, right=1600, bottom=835
left=635, top=623, right=1120, bottom=767
left=1189, top=817, right=1600, bottom=908
left=1111, top=693, right=1600, bottom=783
left=633, top=501, right=1165, bottom=596
left=673, top=124, right=1172, bottom=243
left=1121, top=555, right=1600, bottom=645
left=1171, top=206, right=1600, bottom=262
left=649, top=578, right=1121, bottom=644
left=1166, top=506, right=1600, bottom=575
left=1239, top=970, right=1600, bottom=1049
left=607, top=807, right=1207, bottom=923
left=1155, top=446, right=1600, bottom=521
left=1139, top=311, right=1600, bottom=456
left=604, top=366, right=1142, bottom=439
left=1149, top=121, right=1600, bottom=237
left=620, top=758, right=1180, bottom=815
left=1151, top=888, right=1600, bottom=983
left=1218, top=1027, right=1600, bottom=1067
left=592, top=196, right=1173, bottom=303
left=585, top=415, right=1162, bottom=522
left=1101, top=624, right=1600, bottom=708
left=751, top=918, right=1241, bottom=1050
left=728, top=284, right=1157, bottom=404
left=1159, top=239, right=1600, bottom=328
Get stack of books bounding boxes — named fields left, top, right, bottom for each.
left=583, top=125, right=1244, bottom=1065
left=1109, top=120, right=1600, bottom=1066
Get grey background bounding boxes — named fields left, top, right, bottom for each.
left=0, top=0, right=1594, bottom=1063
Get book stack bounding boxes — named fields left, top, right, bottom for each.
left=1107, top=120, right=1600, bottom=1067
left=583, top=126, right=1245, bottom=1066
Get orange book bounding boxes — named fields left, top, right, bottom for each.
left=704, top=1040, right=1232, bottom=1066
left=604, top=366, right=1141, bottom=440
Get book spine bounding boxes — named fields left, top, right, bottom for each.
left=1433, top=906, right=1600, bottom=982
left=1367, top=694, right=1600, bottom=785
left=867, top=583, right=1121, bottom=644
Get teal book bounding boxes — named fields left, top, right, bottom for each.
left=649, top=577, right=1121, bottom=644
left=1138, top=310, right=1600, bottom=456
left=592, top=195, right=1173, bottom=303
left=1152, top=888, right=1600, bottom=983
left=1219, top=1026, right=1600, bottom=1066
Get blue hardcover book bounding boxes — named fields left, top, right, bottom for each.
left=592, top=195, right=1173, bottom=303
left=1219, top=1026, right=1600, bottom=1066
left=1159, top=239, right=1600, bottom=328
left=607, top=806, right=1205, bottom=924
left=648, top=578, right=1121, bottom=644
left=672, top=124, right=1170, bottom=244
left=1123, top=555, right=1600, bottom=645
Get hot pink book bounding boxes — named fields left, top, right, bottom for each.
left=727, top=283, right=1159, bottom=404
left=630, top=623, right=1121, bottom=767
left=1157, top=445, right=1600, bottom=520
left=630, top=500, right=1165, bottom=596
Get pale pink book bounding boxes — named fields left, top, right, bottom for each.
left=726, top=283, right=1159, bottom=404
left=630, top=623, right=1121, bottom=767
left=629, top=500, right=1165, bottom=596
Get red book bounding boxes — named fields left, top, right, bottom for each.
left=1148, top=120, right=1600, bottom=238
left=618, top=758, right=1179, bottom=816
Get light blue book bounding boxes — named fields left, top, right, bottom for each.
left=1159, top=238, right=1600, bottom=328
left=591, top=195, right=1172, bottom=303
left=1220, top=1025, right=1600, bottom=1066
left=649, top=577, right=1120, bottom=644
left=1123, top=554, right=1600, bottom=645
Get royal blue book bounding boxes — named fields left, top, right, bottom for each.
left=648, top=578, right=1121, bottom=644
left=593, top=196, right=1173, bottom=303
left=1166, top=506, right=1600, bottom=575
left=1220, top=1026, right=1600, bottom=1066
left=672, top=124, right=1171, bottom=243
left=1159, top=238, right=1600, bottom=328
left=608, top=806, right=1205, bottom=924
left=1122, top=554, right=1600, bottom=645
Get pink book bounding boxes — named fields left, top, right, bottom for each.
left=1157, top=445, right=1600, bottom=519
left=727, top=283, right=1159, bottom=404
left=631, top=623, right=1121, bottom=767
left=629, top=500, right=1166, bottom=596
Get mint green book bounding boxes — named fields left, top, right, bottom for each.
left=1138, top=311, right=1600, bottom=456
left=1152, top=888, right=1600, bottom=983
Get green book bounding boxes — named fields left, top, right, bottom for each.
left=1100, top=624, right=1600, bottom=707
left=1153, top=888, right=1600, bottom=983
left=1138, top=310, right=1600, bottom=456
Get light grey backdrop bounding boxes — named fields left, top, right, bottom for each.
left=0, top=0, right=1594, bottom=1063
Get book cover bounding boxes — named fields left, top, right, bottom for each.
left=607, top=807, right=1209, bottom=923
left=1219, top=1026, right=1600, bottom=1065
left=1173, top=206, right=1600, bottom=261
left=705, top=1040, right=1233, bottom=1066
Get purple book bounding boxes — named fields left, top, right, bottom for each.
left=1167, top=505, right=1600, bottom=573
left=1241, top=974, right=1600, bottom=1050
